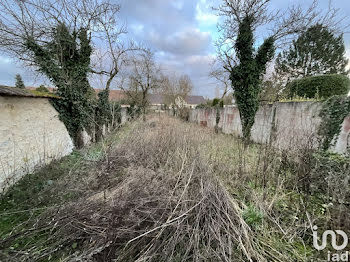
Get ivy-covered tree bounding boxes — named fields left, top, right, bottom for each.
left=15, top=74, right=25, bottom=89
left=276, top=24, right=349, bottom=82
left=25, top=23, right=95, bottom=146
left=230, top=16, right=275, bottom=140
left=95, top=89, right=111, bottom=140
left=216, top=0, right=346, bottom=141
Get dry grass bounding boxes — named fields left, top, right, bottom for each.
left=1, top=114, right=348, bottom=261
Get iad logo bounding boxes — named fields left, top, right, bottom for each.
left=312, top=225, right=349, bottom=261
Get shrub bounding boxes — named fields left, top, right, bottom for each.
left=212, top=98, right=220, bottom=106
left=178, top=107, right=190, bottom=121
left=126, top=103, right=141, bottom=119
left=286, top=74, right=350, bottom=99
left=310, top=151, right=350, bottom=219
left=196, top=99, right=224, bottom=109
left=36, top=85, right=50, bottom=93
left=242, top=204, right=263, bottom=228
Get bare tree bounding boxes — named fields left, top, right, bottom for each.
left=209, top=60, right=231, bottom=101
left=158, top=74, right=176, bottom=106
left=90, top=13, right=146, bottom=92
left=178, top=75, right=193, bottom=98
left=159, top=73, right=194, bottom=109
left=0, top=0, right=139, bottom=92
left=0, top=0, right=120, bottom=65
left=122, top=51, right=162, bottom=120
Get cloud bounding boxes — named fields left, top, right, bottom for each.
left=130, top=23, right=144, bottom=34
left=195, top=0, right=218, bottom=25
left=1, top=0, right=350, bottom=98
left=117, top=0, right=217, bottom=97
left=0, top=0, right=220, bottom=96
left=0, top=55, right=47, bottom=87
left=346, top=48, right=350, bottom=70
left=171, top=0, right=184, bottom=10
left=185, top=54, right=216, bottom=76
left=155, top=52, right=217, bottom=97
left=148, top=27, right=212, bottom=56
left=119, top=0, right=196, bottom=35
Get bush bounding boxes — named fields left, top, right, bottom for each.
left=212, top=98, right=220, bottom=106
left=242, top=204, right=263, bottom=228
left=196, top=99, right=224, bottom=109
left=286, top=74, right=350, bottom=99
left=196, top=103, right=210, bottom=109
left=36, top=85, right=50, bottom=93
left=311, top=152, right=350, bottom=213
left=178, top=107, right=190, bottom=121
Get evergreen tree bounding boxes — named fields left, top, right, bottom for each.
left=230, top=16, right=275, bottom=140
left=15, top=74, right=25, bottom=89
left=276, top=24, right=349, bottom=82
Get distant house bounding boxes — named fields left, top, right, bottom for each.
left=148, top=94, right=206, bottom=110
left=26, top=87, right=205, bottom=109
left=183, top=95, right=206, bottom=108
left=95, top=89, right=127, bottom=103
left=97, top=90, right=205, bottom=109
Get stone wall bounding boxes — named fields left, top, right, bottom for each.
left=0, top=96, right=74, bottom=192
left=189, top=102, right=350, bottom=154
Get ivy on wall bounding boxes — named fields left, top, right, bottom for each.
left=318, top=95, right=350, bottom=151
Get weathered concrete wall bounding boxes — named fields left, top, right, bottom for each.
left=0, top=96, right=74, bottom=192
left=189, top=102, right=350, bottom=154
left=77, top=108, right=129, bottom=147
left=120, top=108, right=128, bottom=125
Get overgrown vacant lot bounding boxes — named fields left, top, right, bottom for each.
left=1, top=115, right=349, bottom=261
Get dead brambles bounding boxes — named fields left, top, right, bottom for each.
left=1, top=115, right=348, bottom=261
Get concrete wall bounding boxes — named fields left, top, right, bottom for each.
left=189, top=102, right=350, bottom=154
left=77, top=107, right=129, bottom=147
left=120, top=108, right=128, bottom=125
left=0, top=96, right=74, bottom=192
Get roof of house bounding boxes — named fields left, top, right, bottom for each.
left=96, top=89, right=127, bottom=101
left=97, top=89, right=205, bottom=105
left=146, top=94, right=206, bottom=105
left=147, top=94, right=164, bottom=104
left=0, top=85, right=59, bottom=98
left=17, top=86, right=206, bottom=104
left=185, top=95, right=206, bottom=105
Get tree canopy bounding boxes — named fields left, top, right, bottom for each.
left=276, top=24, right=349, bottom=82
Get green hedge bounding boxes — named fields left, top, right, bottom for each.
left=286, top=74, right=350, bottom=99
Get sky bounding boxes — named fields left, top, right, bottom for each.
left=0, top=0, right=350, bottom=98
